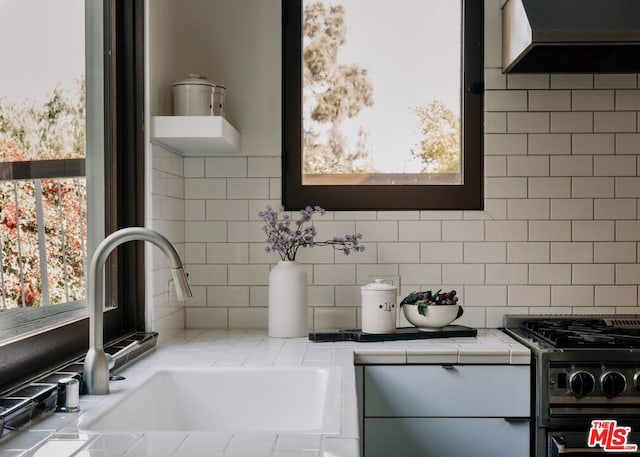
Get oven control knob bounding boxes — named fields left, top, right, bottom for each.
left=569, top=371, right=595, bottom=397
left=601, top=372, right=626, bottom=397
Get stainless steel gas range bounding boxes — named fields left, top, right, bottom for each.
left=504, top=315, right=640, bottom=457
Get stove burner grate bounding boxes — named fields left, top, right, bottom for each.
left=520, top=319, right=640, bottom=349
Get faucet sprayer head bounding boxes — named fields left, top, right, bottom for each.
left=171, top=267, right=192, bottom=301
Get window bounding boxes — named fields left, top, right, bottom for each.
left=282, top=0, right=484, bottom=210
left=0, top=0, right=145, bottom=393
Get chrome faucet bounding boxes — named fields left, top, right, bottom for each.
left=83, top=227, right=192, bottom=395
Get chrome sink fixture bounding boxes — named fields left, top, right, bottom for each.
left=78, top=366, right=342, bottom=434
left=83, top=227, right=192, bottom=395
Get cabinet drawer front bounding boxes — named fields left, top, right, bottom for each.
left=364, top=417, right=530, bottom=457
left=364, top=365, right=530, bottom=417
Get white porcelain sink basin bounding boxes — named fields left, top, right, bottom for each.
left=78, top=366, right=341, bottom=434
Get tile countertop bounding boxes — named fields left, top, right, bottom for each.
left=0, top=329, right=530, bottom=457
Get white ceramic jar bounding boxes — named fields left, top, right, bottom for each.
left=172, top=74, right=225, bottom=117
left=360, top=279, right=398, bottom=334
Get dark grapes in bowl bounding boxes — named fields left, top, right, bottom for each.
left=400, top=289, right=463, bottom=331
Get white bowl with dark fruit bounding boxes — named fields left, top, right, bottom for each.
left=400, top=290, right=463, bottom=331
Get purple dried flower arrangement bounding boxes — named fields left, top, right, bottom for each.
left=259, top=205, right=365, bottom=261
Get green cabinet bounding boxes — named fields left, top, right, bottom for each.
left=359, top=365, right=530, bottom=457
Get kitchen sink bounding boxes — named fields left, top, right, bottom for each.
left=78, top=366, right=341, bottom=434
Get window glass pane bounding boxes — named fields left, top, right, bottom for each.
left=302, top=0, right=461, bottom=186
left=0, top=0, right=86, bottom=310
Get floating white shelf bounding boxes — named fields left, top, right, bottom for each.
left=151, top=116, right=240, bottom=156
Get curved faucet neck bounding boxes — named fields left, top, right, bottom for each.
left=84, top=227, right=191, bottom=395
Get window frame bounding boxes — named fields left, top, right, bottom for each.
left=282, top=0, right=484, bottom=211
left=0, top=0, right=145, bottom=394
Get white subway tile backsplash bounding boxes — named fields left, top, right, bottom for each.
left=185, top=200, right=206, bottom=221
left=228, top=307, right=268, bottom=329
left=485, top=177, right=527, bottom=198
left=485, top=156, right=506, bottom=176
left=207, top=286, right=250, bottom=307
left=595, top=286, right=637, bottom=307
left=228, top=264, right=270, bottom=285
left=616, top=264, right=640, bottom=284
left=442, top=221, right=485, bottom=241
left=572, top=90, right=614, bottom=111
left=572, top=133, right=615, bottom=155
left=152, top=34, right=640, bottom=331
left=594, top=112, right=637, bottom=132
left=615, top=90, right=640, bottom=110
left=529, top=177, right=571, bottom=198
left=615, top=133, right=640, bottom=154
left=464, top=285, right=507, bottom=306
left=399, top=264, right=441, bottom=285
left=314, top=264, right=356, bottom=285
left=442, top=264, right=485, bottom=284
left=572, top=177, right=614, bottom=198
left=594, top=199, right=636, bottom=220
left=572, top=221, right=615, bottom=241
left=529, top=264, right=572, bottom=284
left=398, top=221, right=441, bottom=241
left=595, top=74, right=637, bottom=89
left=572, top=264, right=615, bottom=285
left=205, top=157, right=247, bottom=177
left=550, top=156, right=593, bottom=176
left=485, top=133, right=527, bottom=155
left=486, top=264, right=528, bottom=284
left=248, top=157, right=280, bottom=178
left=184, top=157, right=205, bottom=178
left=485, top=112, right=507, bottom=133
left=529, top=90, right=570, bottom=111
left=551, top=242, right=593, bottom=263
left=507, top=74, right=549, bottom=89
left=507, top=242, right=550, bottom=263
left=507, top=112, right=549, bottom=133
left=464, top=242, right=506, bottom=263
left=484, top=68, right=507, bottom=90
left=485, top=220, right=528, bottom=241
left=485, top=90, right=527, bottom=111
left=421, top=242, right=463, bottom=263
left=506, top=156, right=549, bottom=176
left=207, top=243, right=249, bottom=264
left=551, top=112, right=593, bottom=133
left=355, top=221, right=398, bottom=242
left=185, top=221, right=227, bottom=242
left=508, top=285, right=550, bottom=307
left=227, top=221, right=265, bottom=242
left=508, top=199, right=549, bottom=220
left=313, top=307, right=356, bottom=330
left=185, top=178, right=226, bottom=199
left=528, top=133, right=571, bottom=155
left=551, top=285, right=594, bottom=306
left=551, top=74, right=593, bottom=89
left=550, top=199, right=593, bottom=220
left=594, top=242, right=637, bottom=263
left=616, top=221, right=640, bottom=241
left=615, top=178, right=640, bottom=198
left=227, top=178, right=269, bottom=199
left=186, top=308, right=228, bottom=329
left=377, top=242, right=420, bottom=263
left=206, top=200, right=249, bottom=220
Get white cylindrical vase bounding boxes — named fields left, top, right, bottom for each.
left=268, top=261, right=308, bottom=338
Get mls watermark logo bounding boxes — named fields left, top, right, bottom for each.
left=588, top=420, right=638, bottom=452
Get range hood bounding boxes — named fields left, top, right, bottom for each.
left=502, top=0, right=640, bottom=73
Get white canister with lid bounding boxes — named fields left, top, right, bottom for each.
left=172, top=74, right=219, bottom=116
left=360, top=279, right=398, bottom=334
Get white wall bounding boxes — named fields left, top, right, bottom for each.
left=148, top=0, right=640, bottom=331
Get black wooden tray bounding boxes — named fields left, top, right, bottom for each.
left=308, top=325, right=477, bottom=342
